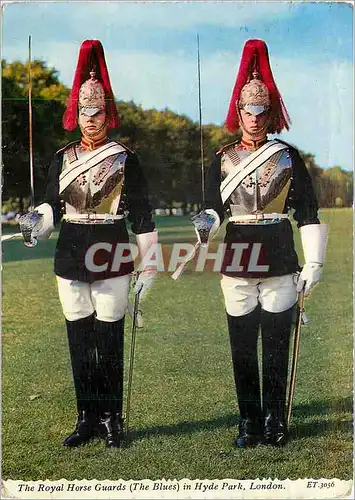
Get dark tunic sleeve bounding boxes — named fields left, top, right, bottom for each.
left=205, top=154, right=225, bottom=223
left=123, top=152, right=155, bottom=234
left=285, top=148, right=320, bottom=228
left=43, top=152, right=63, bottom=225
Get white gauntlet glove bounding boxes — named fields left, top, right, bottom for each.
left=297, top=224, right=328, bottom=296
left=31, top=203, right=54, bottom=238
left=296, top=262, right=323, bottom=295
left=134, top=231, right=159, bottom=299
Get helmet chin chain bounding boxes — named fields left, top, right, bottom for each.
left=80, top=120, right=108, bottom=141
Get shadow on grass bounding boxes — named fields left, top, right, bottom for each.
left=125, top=396, right=353, bottom=446
left=289, top=396, right=353, bottom=440
left=124, top=413, right=237, bottom=446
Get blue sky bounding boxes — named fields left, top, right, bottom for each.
left=2, top=1, right=354, bottom=171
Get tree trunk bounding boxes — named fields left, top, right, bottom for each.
left=19, top=196, right=25, bottom=214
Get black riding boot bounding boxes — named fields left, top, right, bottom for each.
left=95, top=317, right=125, bottom=448
left=227, top=307, right=262, bottom=448
left=261, top=306, right=294, bottom=447
left=63, top=314, right=98, bottom=447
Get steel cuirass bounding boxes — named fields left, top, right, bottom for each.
left=61, top=144, right=127, bottom=215
left=220, top=144, right=292, bottom=217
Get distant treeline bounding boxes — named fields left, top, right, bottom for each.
left=2, top=59, right=353, bottom=214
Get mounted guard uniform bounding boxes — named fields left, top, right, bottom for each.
left=46, top=138, right=153, bottom=284
left=205, top=40, right=328, bottom=448
left=23, top=40, right=157, bottom=448
left=208, top=137, right=320, bottom=281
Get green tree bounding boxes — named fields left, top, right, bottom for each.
left=2, top=59, right=69, bottom=209
left=324, top=166, right=353, bottom=207
left=3, top=57, right=351, bottom=213
left=113, top=105, right=203, bottom=212
left=298, top=151, right=353, bottom=208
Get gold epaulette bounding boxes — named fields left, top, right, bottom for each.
left=56, top=140, right=80, bottom=155
left=216, top=140, right=240, bottom=155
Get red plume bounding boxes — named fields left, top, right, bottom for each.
left=225, top=39, right=291, bottom=134
left=63, top=40, right=121, bottom=131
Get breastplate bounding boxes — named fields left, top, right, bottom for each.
left=61, top=144, right=126, bottom=215
left=220, top=144, right=292, bottom=216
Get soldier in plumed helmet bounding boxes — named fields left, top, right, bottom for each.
left=202, top=39, right=328, bottom=448
left=20, top=40, right=157, bottom=447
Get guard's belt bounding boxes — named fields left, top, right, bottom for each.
left=229, top=213, right=289, bottom=225
left=63, top=213, right=125, bottom=224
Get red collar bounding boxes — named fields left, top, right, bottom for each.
left=80, top=136, right=108, bottom=151
left=240, top=136, right=268, bottom=152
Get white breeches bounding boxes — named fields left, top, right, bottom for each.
left=56, top=275, right=131, bottom=322
left=221, top=273, right=298, bottom=317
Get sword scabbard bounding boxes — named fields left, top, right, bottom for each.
left=125, top=273, right=142, bottom=435
left=286, top=289, right=305, bottom=429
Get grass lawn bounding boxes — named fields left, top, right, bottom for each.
left=1, top=208, right=353, bottom=481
